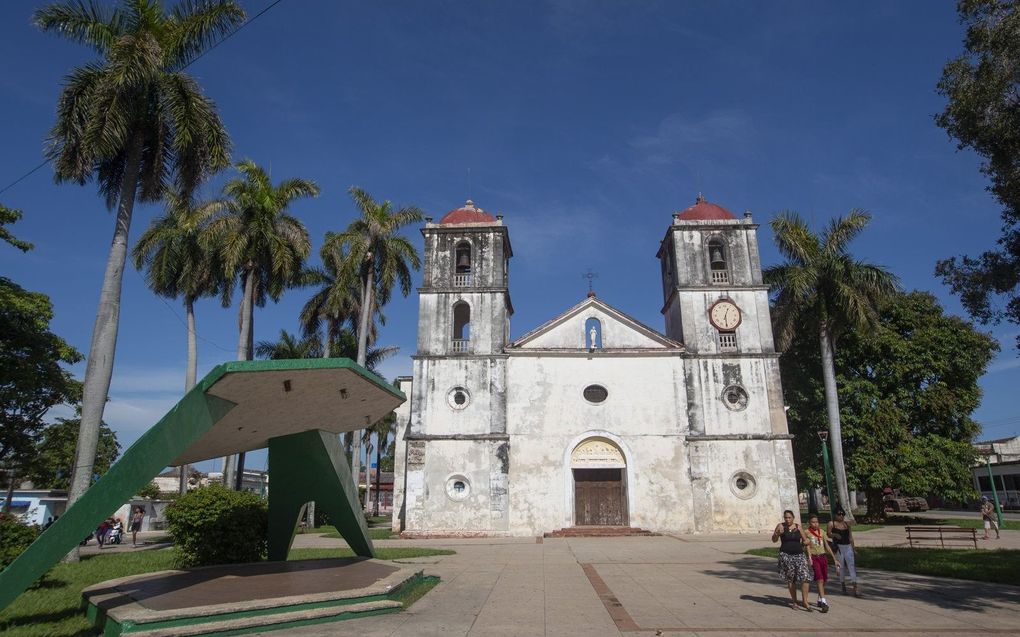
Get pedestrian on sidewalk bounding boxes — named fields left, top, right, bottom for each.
left=827, top=507, right=860, bottom=597
left=95, top=518, right=112, bottom=549
left=806, top=514, right=839, bottom=612
left=130, top=507, right=145, bottom=547
left=772, top=509, right=812, bottom=612
left=981, top=496, right=1000, bottom=540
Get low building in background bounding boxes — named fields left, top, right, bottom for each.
left=974, top=435, right=1020, bottom=509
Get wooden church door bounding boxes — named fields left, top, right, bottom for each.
left=574, top=468, right=626, bottom=526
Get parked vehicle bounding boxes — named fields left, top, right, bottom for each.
left=883, top=494, right=929, bottom=512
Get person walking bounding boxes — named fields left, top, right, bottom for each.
left=130, top=507, right=145, bottom=547
left=827, top=507, right=860, bottom=597
left=806, top=514, right=840, bottom=612
left=95, top=518, right=111, bottom=549
left=772, top=509, right=812, bottom=611
left=981, top=496, right=1000, bottom=540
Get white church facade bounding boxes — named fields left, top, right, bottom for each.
left=391, top=196, right=799, bottom=536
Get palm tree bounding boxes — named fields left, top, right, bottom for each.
left=132, top=192, right=222, bottom=493
left=35, top=0, right=244, bottom=517
left=205, top=159, right=317, bottom=486
left=326, top=187, right=422, bottom=484
left=764, top=210, right=899, bottom=520
left=298, top=246, right=361, bottom=358
left=255, top=330, right=321, bottom=360
left=368, top=412, right=396, bottom=516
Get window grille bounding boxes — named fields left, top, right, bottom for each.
left=718, top=330, right=737, bottom=352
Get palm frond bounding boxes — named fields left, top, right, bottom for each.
left=34, top=1, right=124, bottom=54
left=166, top=0, right=245, bottom=70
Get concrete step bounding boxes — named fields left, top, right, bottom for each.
left=544, top=526, right=660, bottom=538
left=124, top=599, right=402, bottom=636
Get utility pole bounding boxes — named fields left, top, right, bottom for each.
left=985, top=455, right=1004, bottom=528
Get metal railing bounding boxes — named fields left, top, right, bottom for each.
left=451, top=339, right=469, bottom=353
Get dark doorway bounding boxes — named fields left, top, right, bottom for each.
left=573, top=468, right=626, bottom=526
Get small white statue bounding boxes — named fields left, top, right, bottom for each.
left=589, top=325, right=598, bottom=349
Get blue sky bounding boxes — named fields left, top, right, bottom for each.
left=2, top=1, right=1018, bottom=473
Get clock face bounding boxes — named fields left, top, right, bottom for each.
left=709, top=300, right=742, bottom=330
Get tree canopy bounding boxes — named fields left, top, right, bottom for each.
left=0, top=205, right=81, bottom=472
left=781, top=291, right=997, bottom=518
left=24, top=416, right=120, bottom=490
left=936, top=0, right=1020, bottom=351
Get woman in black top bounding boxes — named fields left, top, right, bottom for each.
left=771, top=509, right=813, bottom=611
left=827, top=507, right=860, bottom=597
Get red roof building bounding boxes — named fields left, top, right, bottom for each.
left=675, top=194, right=737, bottom=221
left=438, top=200, right=497, bottom=225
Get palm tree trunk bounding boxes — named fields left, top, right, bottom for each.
left=364, top=441, right=373, bottom=510
left=820, top=326, right=854, bottom=521
left=180, top=296, right=198, bottom=495
left=66, top=135, right=144, bottom=562
left=374, top=436, right=383, bottom=516
left=224, top=270, right=256, bottom=489
left=3, top=471, right=16, bottom=514
left=350, top=274, right=373, bottom=485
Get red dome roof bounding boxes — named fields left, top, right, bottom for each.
left=676, top=194, right=736, bottom=221
left=439, top=200, right=496, bottom=224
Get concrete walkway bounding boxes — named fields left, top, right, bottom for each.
left=279, top=530, right=1020, bottom=636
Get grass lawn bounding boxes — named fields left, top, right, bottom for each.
left=884, top=515, right=1012, bottom=531
left=746, top=546, right=1020, bottom=586
left=0, top=546, right=454, bottom=637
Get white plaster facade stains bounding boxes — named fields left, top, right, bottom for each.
left=392, top=197, right=799, bottom=536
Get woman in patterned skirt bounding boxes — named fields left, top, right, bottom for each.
left=772, top=509, right=813, bottom=611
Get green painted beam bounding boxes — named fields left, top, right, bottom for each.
left=0, top=359, right=404, bottom=612
left=267, top=430, right=374, bottom=560
left=0, top=387, right=236, bottom=611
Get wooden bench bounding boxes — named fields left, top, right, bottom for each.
left=905, top=525, right=977, bottom=549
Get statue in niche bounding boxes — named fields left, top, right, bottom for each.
left=585, top=317, right=602, bottom=349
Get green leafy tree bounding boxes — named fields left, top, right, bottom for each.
left=936, top=0, right=1020, bottom=351
left=326, top=187, right=422, bottom=483
left=0, top=204, right=33, bottom=252
left=204, top=160, right=317, bottom=486
left=782, top=291, right=997, bottom=519
left=765, top=210, right=899, bottom=519
left=0, top=207, right=82, bottom=493
left=24, top=416, right=120, bottom=490
left=34, top=0, right=244, bottom=515
left=137, top=481, right=161, bottom=499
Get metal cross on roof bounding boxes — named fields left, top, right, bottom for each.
left=582, top=268, right=598, bottom=296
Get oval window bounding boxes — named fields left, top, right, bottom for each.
left=583, top=385, right=608, bottom=403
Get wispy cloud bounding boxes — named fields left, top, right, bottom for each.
left=587, top=109, right=758, bottom=192
left=987, top=357, right=1020, bottom=374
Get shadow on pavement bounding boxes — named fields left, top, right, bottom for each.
left=704, top=554, right=1020, bottom=613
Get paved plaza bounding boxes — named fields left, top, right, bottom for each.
left=280, top=529, right=1020, bottom=637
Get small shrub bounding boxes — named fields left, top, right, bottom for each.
left=0, top=512, right=40, bottom=569
left=165, top=485, right=267, bottom=567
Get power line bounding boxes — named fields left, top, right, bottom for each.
left=154, top=297, right=233, bottom=354
left=0, top=0, right=287, bottom=196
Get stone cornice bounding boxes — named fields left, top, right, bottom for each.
left=686, top=433, right=794, bottom=441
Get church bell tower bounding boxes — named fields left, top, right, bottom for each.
left=656, top=194, right=799, bottom=530
left=403, top=200, right=513, bottom=534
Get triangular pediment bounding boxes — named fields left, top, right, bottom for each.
left=510, top=297, right=682, bottom=351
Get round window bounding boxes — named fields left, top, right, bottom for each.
left=447, top=386, right=470, bottom=410
left=445, top=475, right=470, bottom=501
left=583, top=384, right=608, bottom=403
left=729, top=471, right=757, bottom=499
left=721, top=385, right=749, bottom=411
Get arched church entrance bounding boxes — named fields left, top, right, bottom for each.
left=571, top=437, right=628, bottom=526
